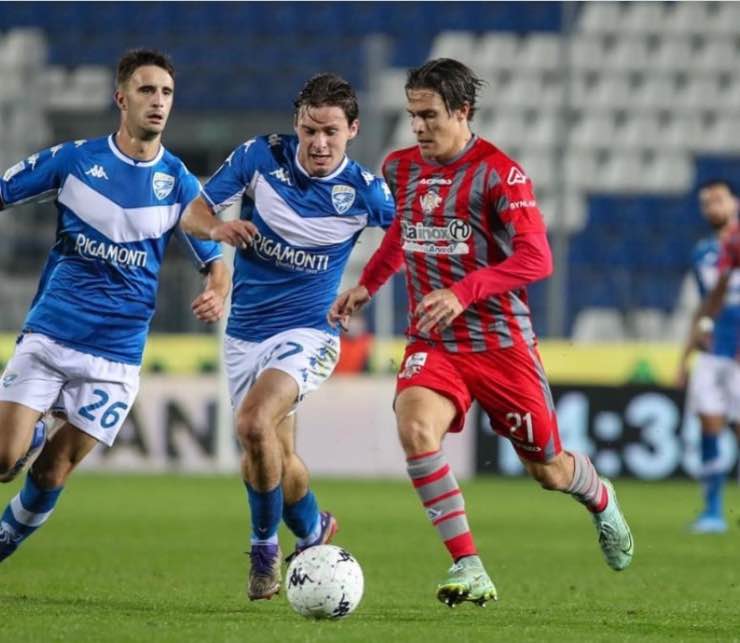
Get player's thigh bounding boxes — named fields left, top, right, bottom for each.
left=0, top=402, right=45, bottom=467
left=464, top=343, right=561, bottom=463
left=0, top=333, right=67, bottom=422
left=0, top=334, right=68, bottom=460
left=225, top=329, right=340, bottom=415
left=31, top=421, right=100, bottom=487
left=58, top=361, right=139, bottom=448
left=395, top=342, right=471, bottom=447
left=238, top=368, right=301, bottom=436
left=687, top=353, right=728, bottom=419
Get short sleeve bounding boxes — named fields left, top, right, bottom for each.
left=366, top=176, right=396, bottom=229
left=202, top=138, right=262, bottom=214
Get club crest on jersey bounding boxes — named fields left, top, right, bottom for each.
left=331, top=184, right=356, bottom=215
left=399, top=352, right=428, bottom=379
left=152, top=172, right=175, bottom=200
left=420, top=190, right=443, bottom=215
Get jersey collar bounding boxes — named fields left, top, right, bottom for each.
left=108, top=134, right=165, bottom=167
left=294, top=145, right=349, bottom=181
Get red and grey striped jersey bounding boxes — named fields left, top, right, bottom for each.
left=719, top=222, right=740, bottom=272
left=371, top=136, right=551, bottom=353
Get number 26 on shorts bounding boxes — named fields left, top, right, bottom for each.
left=78, top=389, right=129, bottom=429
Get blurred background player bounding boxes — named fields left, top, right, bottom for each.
left=181, top=73, right=395, bottom=601
left=0, top=49, right=227, bottom=562
left=677, top=180, right=740, bottom=534
left=330, top=58, right=634, bottom=607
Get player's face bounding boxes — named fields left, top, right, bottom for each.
left=406, top=88, right=471, bottom=163
left=699, top=185, right=738, bottom=230
left=115, top=65, right=174, bottom=140
left=294, top=105, right=359, bottom=177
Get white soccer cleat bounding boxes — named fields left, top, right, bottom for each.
left=592, top=479, right=634, bottom=571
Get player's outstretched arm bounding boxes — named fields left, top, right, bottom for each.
left=191, top=259, right=230, bottom=324
left=328, top=285, right=371, bottom=331
left=180, top=195, right=257, bottom=248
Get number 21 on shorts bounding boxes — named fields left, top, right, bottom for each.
left=506, top=411, right=533, bottom=443
left=78, top=389, right=129, bottom=430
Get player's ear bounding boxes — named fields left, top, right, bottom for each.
left=114, top=88, right=126, bottom=111
left=457, top=102, right=471, bottom=123
left=347, top=118, right=359, bottom=141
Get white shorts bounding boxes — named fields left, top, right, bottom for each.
left=687, top=352, right=740, bottom=422
left=0, top=333, right=140, bottom=446
left=224, top=329, right=340, bottom=412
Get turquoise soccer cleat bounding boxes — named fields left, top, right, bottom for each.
left=436, top=555, right=498, bottom=608
left=592, top=479, right=634, bottom=571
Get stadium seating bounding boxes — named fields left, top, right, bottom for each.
left=2, top=2, right=739, bottom=340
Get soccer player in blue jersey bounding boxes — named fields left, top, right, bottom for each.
left=677, top=179, right=740, bottom=534
left=181, top=73, right=395, bottom=600
left=0, top=49, right=228, bottom=561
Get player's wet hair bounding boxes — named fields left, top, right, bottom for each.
left=405, top=58, right=484, bottom=121
left=293, top=73, right=359, bottom=125
left=116, top=49, right=175, bottom=87
left=698, top=179, right=736, bottom=195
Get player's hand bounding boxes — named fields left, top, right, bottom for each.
left=191, top=289, right=225, bottom=324
left=415, top=288, right=463, bottom=334
left=328, top=285, right=371, bottom=331
left=209, top=220, right=258, bottom=249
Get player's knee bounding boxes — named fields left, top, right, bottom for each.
left=236, top=410, right=274, bottom=449
left=397, top=417, right=437, bottom=455
left=0, top=448, right=23, bottom=478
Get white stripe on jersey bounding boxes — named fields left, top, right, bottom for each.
left=254, top=172, right=368, bottom=247
left=58, top=175, right=181, bottom=243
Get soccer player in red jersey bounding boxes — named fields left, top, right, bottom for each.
left=329, top=58, right=634, bottom=607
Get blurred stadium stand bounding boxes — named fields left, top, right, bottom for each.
left=1, top=1, right=739, bottom=340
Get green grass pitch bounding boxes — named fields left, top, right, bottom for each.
left=1, top=475, right=738, bottom=642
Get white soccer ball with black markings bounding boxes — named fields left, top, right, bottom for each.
left=285, top=544, right=364, bottom=619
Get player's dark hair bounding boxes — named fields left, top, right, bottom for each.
left=698, top=178, right=736, bottom=196
left=116, top=49, right=175, bottom=87
left=405, top=58, right=484, bottom=121
left=293, top=73, right=359, bottom=124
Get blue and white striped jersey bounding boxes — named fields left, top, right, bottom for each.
left=0, top=135, right=222, bottom=365
left=203, top=134, right=395, bottom=341
left=692, top=236, right=740, bottom=358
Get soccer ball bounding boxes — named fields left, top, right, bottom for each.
left=285, top=544, right=364, bottom=619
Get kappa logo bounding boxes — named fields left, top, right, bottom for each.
left=361, top=170, right=375, bottom=186
left=420, top=189, right=443, bottom=215
left=331, top=184, right=356, bottom=214
left=85, top=165, right=109, bottom=180
left=270, top=168, right=292, bottom=185
left=2, top=161, right=25, bottom=182
left=26, top=154, right=39, bottom=171
left=425, top=507, right=443, bottom=521
left=506, top=166, right=527, bottom=185
left=50, top=144, right=64, bottom=157
left=152, top=172, right=175, bottom=199
left=1, top=372, right=18, bottom=388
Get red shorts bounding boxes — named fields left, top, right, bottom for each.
left=395, top=341, right=562, bottom=462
